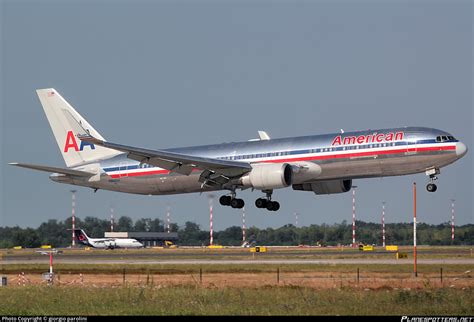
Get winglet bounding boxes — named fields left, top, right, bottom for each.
left=258, top=131, right=271, bottom=140
left=248, top=131, right=271, bottom=141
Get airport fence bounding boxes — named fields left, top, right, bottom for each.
left=2, top=267, right=472, bottom=289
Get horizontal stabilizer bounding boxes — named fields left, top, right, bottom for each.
left=9, top=162, right=95, bottom=177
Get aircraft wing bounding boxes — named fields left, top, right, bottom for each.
left=9, top=162, right=95, bottom=177
left=78, top=134, right=252, bottom=186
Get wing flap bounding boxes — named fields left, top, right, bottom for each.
left=78, top=134, right=252, bottom=178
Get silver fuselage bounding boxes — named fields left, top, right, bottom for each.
left=51, top=127, right=467, bottom=195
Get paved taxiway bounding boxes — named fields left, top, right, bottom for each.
left=2, top=258, right=473, bottom=265
left=2, top=246, right=472, bottom=265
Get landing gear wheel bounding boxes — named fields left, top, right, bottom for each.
left=266, top=201, right=280, bottom=211
left=255, top=190, right=280, bottom=211
left=272, top=201, right=280, bottom=211
left=426, top=183, right=437, bottom=192
left=255, top=198, right=268, bottom=208
left=219, top=195, right=232, bottom=206
left=231, top=198, right=245, bottom=209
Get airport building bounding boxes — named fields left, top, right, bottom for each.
left=104, top=232, right=178, bottom=247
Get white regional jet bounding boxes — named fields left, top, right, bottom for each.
left=10, top=89, right=468, bottom=211
left=74, top=229, right=143, bottom=249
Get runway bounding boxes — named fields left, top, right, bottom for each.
left=2, top=258, right=473, bottom=265
left=1, top=246, right=472, bottom=265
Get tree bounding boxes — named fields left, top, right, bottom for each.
left=179, top=222, right=207, bottom=245
left=216, top=226, right=242, bottom=245
left=1, top=218, right=473, bottom=247
left=117, top=216, right=133, bottom=231
left=134, top=218, right=152, bottom=232
left=149, top=218, right=163, bottom=232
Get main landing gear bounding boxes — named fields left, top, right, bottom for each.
left=219, top=194, right=245, bottom=209
left=425, top=168, right=440, bottom=193
left=219, top=190, right=281, bottom=211
left=255, top=190, right=280, bottom=212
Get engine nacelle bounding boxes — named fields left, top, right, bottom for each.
left=292, top=179, right=352, bottom=195
left=241, top=163, right=293, bottom=190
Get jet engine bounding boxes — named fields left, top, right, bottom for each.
left=292, top=179, right=352, bottom=195
left=241, top=163, right=293, bottom=190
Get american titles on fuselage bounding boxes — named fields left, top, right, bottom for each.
left=331, top=132, right=404, bottom=146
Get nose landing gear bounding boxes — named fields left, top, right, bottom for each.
left=425, top=168, right=440, bottom=192
left=426, top=182, right=437, bottom=192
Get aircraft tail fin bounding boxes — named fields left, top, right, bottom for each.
left=36, top=89, right=121, bottom=168
left=74, top=229, right=91, bottom=246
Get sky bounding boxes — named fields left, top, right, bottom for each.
left=1, top=0, right=472, bottom=231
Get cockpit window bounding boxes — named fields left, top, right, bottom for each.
left=436, top=135, right=456, bottom=142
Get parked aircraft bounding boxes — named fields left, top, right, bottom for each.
left=74, top=229, right=143, bottom=249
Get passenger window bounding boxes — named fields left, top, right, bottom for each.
left=442, top=136, right=448, bottom=142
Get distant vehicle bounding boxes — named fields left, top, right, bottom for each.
left=10, top=89, right=468, bottom=212
left=163, top=240, right=177, bottom=248
left=241, top=240, right=256, bottom=248
left=74, top=229, right=143, bottom=249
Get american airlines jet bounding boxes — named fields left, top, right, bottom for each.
left=74, top=229, right=143, bottom=249
left=10, top=89, right=467, bottom=211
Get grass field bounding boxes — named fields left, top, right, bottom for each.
left=0, top=285, right=472, bottom=315
left=1, top=246, right=471, bottom=315
left=1, top=262, right=473, bottom=275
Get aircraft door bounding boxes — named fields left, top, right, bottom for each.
left=118, top=162, right=128, bottom=178
left=406, top=140, right=417, bottom=154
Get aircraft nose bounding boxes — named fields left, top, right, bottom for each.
left=456, top=142, right=467, bottom=157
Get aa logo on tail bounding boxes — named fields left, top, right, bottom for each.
left=64, top=131, right=96, bottom=152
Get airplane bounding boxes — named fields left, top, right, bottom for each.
left=73, top=229, right=143, bottom=249
left=10, top=88, right=467, bottom=212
